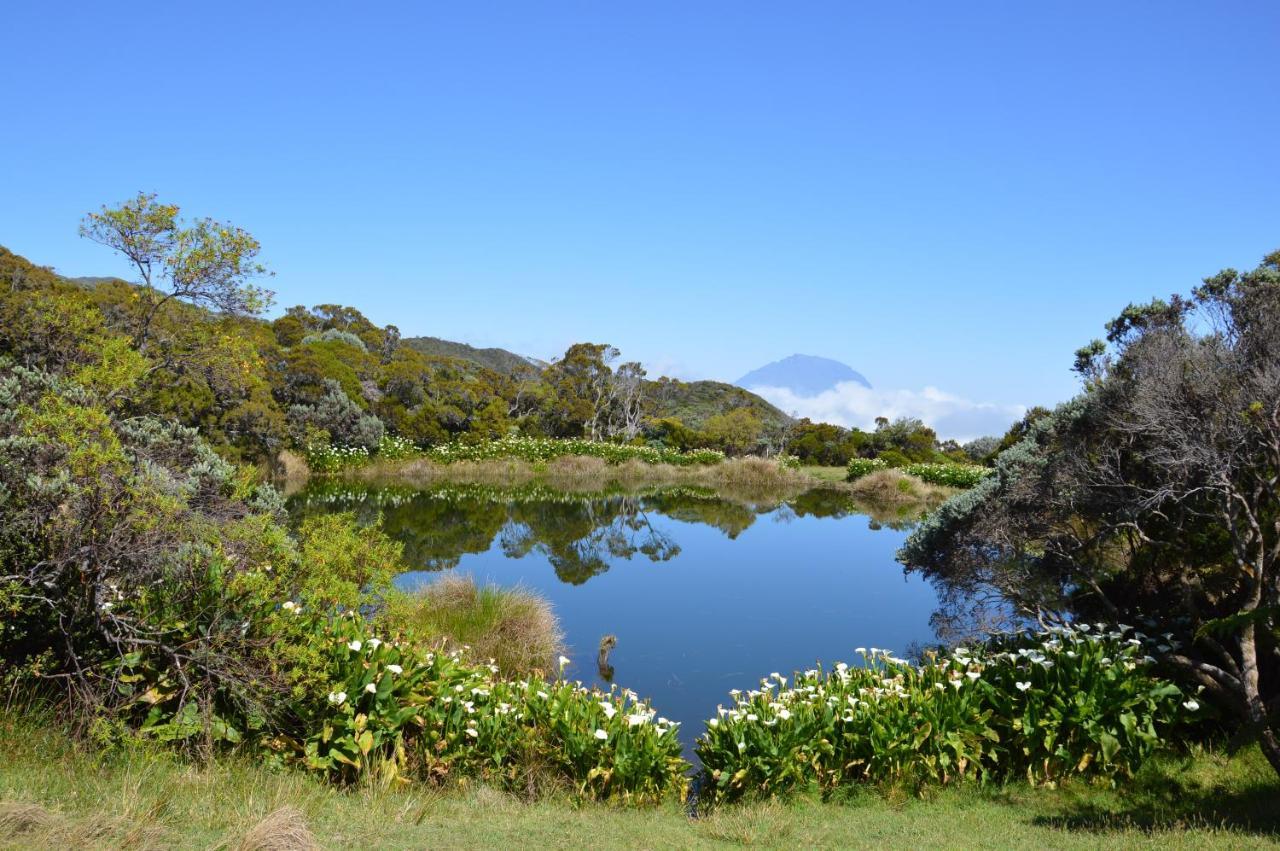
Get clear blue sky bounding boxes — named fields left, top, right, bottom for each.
left=3, top=2, right=1278, bottom=425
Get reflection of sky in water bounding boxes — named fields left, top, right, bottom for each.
left=291, top=486, right=939, bottom=753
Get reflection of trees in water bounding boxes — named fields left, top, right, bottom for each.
left=502, top=496, right=680, bottom=585
left=641, top=492, right=760, bottom=538
left=288, top=484, right=934, bottom=590
left=926, top=574, right=1028, bottom=648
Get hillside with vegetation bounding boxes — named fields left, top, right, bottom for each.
left=0, top=203, right=794, bottom=471
left=401, top=334, right=544, bottom=378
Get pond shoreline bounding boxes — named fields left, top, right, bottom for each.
left=288, top=453, right=957, bottom=512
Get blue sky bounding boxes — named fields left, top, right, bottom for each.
left=3, top=2, right=1278, bottom=436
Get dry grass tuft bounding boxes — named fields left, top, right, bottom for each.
left=696, top=799, right=796, bottom=845
left=236, top=806, right=319, bottom=851
left=382, top=574, right=564, bottom=678
left=847, top=469, right=953, bottom=508
left=0, top=801, right=55, bottom=836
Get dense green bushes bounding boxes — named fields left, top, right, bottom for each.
left=846, top=458, right=990, bottom=487
left=846, top=458, right=889, bottom=480
left=282, top=613, right=686, bottom=800
left=0, top=335, right=685, bottom=801
left=697, top=624, right=1194, bottom=799
left=901, top=462, right=993, bottom=488
left=306, top=435, right=726, bottom=473
left=424, top=436, right=725, bottom=466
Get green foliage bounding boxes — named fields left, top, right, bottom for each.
left=901, top=462, right=993, bottom=488
left=286, top=613, right=687, bottom=801
left=846, top=458, right=889, bottom=480
left=78, top=192, right=273, bottom=349
left=421, top=436, right=725, bottom=467
left=697, top=624, right=1194, bottom=800
left=301, top=328, right=368, bottom=351
left=646, top=377, right=792, bottom=435
left=294, top=513, right=401, bottom=610
left=702, top=408, right=764, bottom=456
left=876, top=449, right=911, bottom=468
left=785, top=419, right=868, bottom=466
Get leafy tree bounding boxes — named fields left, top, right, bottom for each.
left=868, top=417, right=939, bottom=462
left=703, top=408, right=763, bottom=456
left=901, top=250, right=1280, bottom=776
left=79, top=193, right=273, bottom=349
left=960, top=435, right=1001, bottom=464
left=785, top=418, right=868, bottom=466
left=542, top=343, right=618, bottom=439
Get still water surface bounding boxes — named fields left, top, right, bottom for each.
left=289, top=483, right=941, bottom=745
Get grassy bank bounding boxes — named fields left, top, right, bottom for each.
left=1, top=714, right=1277, bottom=849
left=332, top=455, right=956, bottom=516
left=346, top=455, right=819, bottom=502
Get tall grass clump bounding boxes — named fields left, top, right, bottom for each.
left=697, top=623, right=1196, bottom=801
left=381, top=575, right=564, bottom=678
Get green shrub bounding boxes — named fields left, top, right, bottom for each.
left=845, top=458, right=889, bottom=480
left=286, top=612, right=687, bottom=801
left=310, top=436, right=727, bottom=472
left=424, top=437, right=725, bottom=467
left=376, top=434, right=421, bottom=460
left=902, top=462, right=992, bottom=488
left=776, top=454, right=802, bottom=470
left=696, top=623, right=1194, bottom=800
left=876, top=449, right=911, bottom=468
left=305, top=442, right=371, bottom=473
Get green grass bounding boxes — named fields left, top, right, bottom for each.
left=1, top=714, right=1277, bottom=849
left=800, top=465, right=849, bottom=483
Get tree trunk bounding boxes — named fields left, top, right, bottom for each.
left=1239, top=622, right=1280, bottom=777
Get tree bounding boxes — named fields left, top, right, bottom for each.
left=608, top=361, right=647, bottom=441
left=80, top=192, right=273, bottom=349
left=900, top=250, right=1280, bottom=776
left=542, top=343, right=618, bottom=439
left=704, top=408, right=763, bottom=456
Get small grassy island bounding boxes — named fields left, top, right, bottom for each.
left=1, top=198, right=1277, bottom=849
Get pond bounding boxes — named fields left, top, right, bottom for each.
left=288, top=482, right=943, bottom=750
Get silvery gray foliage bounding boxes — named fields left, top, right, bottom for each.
left=301, top=328, right=368, bottom=352
left=960, top=435, right=1000, bottom=463
left=287, top=378, right=385, bottom=450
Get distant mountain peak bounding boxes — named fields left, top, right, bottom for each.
left=736, top=354, right=870, bottom=397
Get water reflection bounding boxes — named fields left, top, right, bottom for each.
left=287, top=481, right=940, bottom=750
left=289, top=482, right=906, bottom=582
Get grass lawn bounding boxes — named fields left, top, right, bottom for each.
left=2, top=715, right=1277, bottom=849
left=801, top=465, right=849, bottom=483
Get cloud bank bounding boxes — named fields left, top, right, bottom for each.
left=747, top=382, right=1026, bottom=443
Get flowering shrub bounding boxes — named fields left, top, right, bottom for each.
left=901, top=462, right=993, bottom=488
left=776, top=454, right=802, bottom=470
left=307, top=436, right=725, bottom=474
left=846, top=458, right=889, bottom=480
left=285, top=613, right=687, bottom=801
left=376, top=434, right=421, bottom=461
left=696, top=624, right=1192, bottom=800
left=422, top=436, right=725, bottom=467
left=306, top=443, right=370, bottom=473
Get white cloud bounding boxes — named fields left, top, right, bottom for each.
left=746, top=382, right=1025, bottom=443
